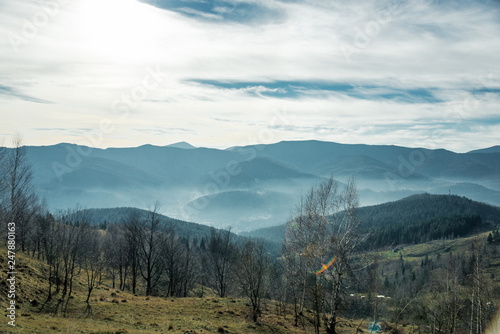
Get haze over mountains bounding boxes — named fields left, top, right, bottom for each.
left=17, top=140, right=500, bottom=231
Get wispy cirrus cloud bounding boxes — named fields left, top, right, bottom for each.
left=139, top=0, right=286, bottom=23
left=0, top=0, right=498, bottom=152
left=0, top=85, right=52, bottom=104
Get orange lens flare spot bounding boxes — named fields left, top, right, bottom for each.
left=315, top=256, right=337, bottom=275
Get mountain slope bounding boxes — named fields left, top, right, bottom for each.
left=468, top=146, right=500, bottom=154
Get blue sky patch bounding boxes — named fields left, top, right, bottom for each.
left=189, top=80, right=443, bottom=103
left=139, top=0, right=283, bottom=23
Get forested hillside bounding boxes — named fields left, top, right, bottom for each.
left=84, top=207, right=282, bottom=257
left=246, top=194, right=500, bottom=247
left=356, top=193, right=500, bottom=228
left=366, top=213, right=484, bottom=248
left=84, top=207, right=214, bottom=240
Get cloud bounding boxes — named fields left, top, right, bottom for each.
left=139, top=0, right=286, bottom=24
left=134, top=127, right=197, bottom=135
left=0, top=85, right=52, bottom=104
left=189, top=79, right=444, bottom=102
left=0, top=0, right=499, bottom=152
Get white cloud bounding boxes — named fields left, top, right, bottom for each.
left=0, top=0, right=499, bottom=152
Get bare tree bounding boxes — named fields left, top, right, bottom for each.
left=269, top=259, right=288, bottom=319
left=80, top=224, right=104, bottom=315
left=283, top=176, right=362, bottom=334
left=40, top=214, right=64, bottom=310
left=468, top=237, right=491, bottom=334
left=50, top=208, right=88, bottom=315
left=283, top=178, right=338, bottom=326
left=236, top=239, right=270, bottom=315
left=162, top=231, right=185, bottom=297
left=158, top=234, right=199, bottom=298
left=180, top=239, right=198, bottom=297
left=104, top=223, right=129, bottom=290
left=5, top=134, right=39, bottom=252
left=205, top=227, right=235, bottom=298
left=0, top=141, right=9, bottom=242
left=325, top=177, right=362, bottom=334
left=129, top=203, right=167, bottom=296
left=124, top=214, right=141, bottom=294
left=30, top=201, right=52, bottom=259
left=0, top=141, right=7, bottom=211
left=281, top=241, right=303, bottom=326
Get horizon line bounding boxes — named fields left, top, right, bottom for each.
left=0, top=138, right=497, bottom=154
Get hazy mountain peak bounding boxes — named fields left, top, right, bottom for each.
left=165, top=141, right=196, bottom=149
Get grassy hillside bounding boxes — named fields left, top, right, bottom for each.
left=2, top=229, right=500, bottom=333
left=376, top=231, right=496, bottom=265
left=0, top=246, right=386, bottom=334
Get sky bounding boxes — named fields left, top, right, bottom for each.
left=0, top=0, right=499, bottom=152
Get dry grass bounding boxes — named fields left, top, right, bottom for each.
left=1, top=248, right=374, bottom=334
left=3, top=291, right=358, bottom=333
left=0, top=245, right=435, bottom=333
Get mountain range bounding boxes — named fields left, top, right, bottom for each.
left=13, top=140, right=500, bottom=231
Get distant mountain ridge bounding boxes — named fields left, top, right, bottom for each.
left=468, top=146, right=500, bottom=154
left=11, top=140, right=500, bottom=231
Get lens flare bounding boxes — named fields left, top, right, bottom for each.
left=314, top=256, right=337, bottom=275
